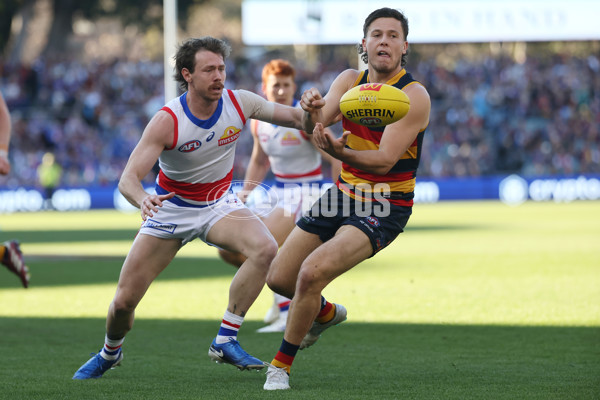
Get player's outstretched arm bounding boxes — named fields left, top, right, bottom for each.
left=236, top=89, right=305, bottom=131
left=301, top=69, right=358, bottom=134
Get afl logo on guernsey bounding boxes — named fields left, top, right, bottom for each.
left=219, top=126, right=241, bottom=146
left=179, top=140, right=201, bottom=153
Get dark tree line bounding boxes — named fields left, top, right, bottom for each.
left=1, top=0, right=203, bottom=61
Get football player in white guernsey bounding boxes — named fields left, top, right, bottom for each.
left=73, top=37, right=317, bottom=379
left=218, top=59, right=340, bottom=333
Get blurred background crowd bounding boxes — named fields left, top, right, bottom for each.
left=1, top=42, right=598, bottom=190
left=0, top=0, right=599, bottom=191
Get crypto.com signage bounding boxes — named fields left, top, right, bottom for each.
left=242, top=0, right=600, bottom=45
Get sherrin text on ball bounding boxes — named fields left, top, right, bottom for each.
left=339, top=83, right=410, bottom=127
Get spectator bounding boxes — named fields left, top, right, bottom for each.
left=37, top=151, right=62, bottom=209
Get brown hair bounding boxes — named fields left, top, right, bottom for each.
left=173, top=37, right=231, bottom=91
left=357, top=7, right=409, bottom=67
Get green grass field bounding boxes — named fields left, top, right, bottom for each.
left=1, top=201, right=599, bottom=399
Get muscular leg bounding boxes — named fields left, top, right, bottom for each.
left=263, top=208, right=297, bottom=247
left=218, top=207, right=295, bottom=268
left=283, top=225, right=373, bottom=345
left=207, top=208, right=279, bottom=316
left=205, top=208, right=279, bottom=370
left=266, top=225, right=323, bottom=299
left=107, top=234, right=181, bottom=338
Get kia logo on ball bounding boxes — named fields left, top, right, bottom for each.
left=360, top=83, right=383, bottom=91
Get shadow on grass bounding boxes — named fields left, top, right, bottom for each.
left=0, top=256, right=234, bottom=289
left=0, top=317, right=598, bottom=400
left=1, top=221, right=483, bottom=245
left=0, top=222, right=482, bottom=289
left=405, top=223, right=484, bottom=232
left=2, top=229, right=139, bottom=243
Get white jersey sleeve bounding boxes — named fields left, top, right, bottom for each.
left=235, top=89, right=275, bottom=122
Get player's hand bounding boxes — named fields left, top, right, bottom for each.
left=300, top=88, right=326, bottom=112
left=140, top=192, right=175, bottom=221
left=313, top=123, right=349, bottom=158
left=236, top=189, right=252, bottom=204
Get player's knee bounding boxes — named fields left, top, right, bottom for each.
left=111, top=296, right=137, bottom=315
left=248, top=237, right=278, bottom=267
left=266, top=279, right=294, bottom=300
left=295, top=265, right=326, bottom=297
left=266, top=272, right=287, bottom=297
left=266, top=258, right=295, bottom=298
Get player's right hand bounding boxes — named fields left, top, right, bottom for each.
left=140, top=192, right=175, bottom=221
left=236, top=189, right=251, bottom=204
left=300, top=88, right=326, bottom=111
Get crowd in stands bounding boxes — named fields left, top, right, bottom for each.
left=1, top=46, right=598, bottom=190
left=417, top=50, right=600, bottom=178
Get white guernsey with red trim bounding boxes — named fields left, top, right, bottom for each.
left=157, top=89, right=253, bottom=206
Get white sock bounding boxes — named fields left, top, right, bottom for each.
left=100, top=334, right=124, bottom=360
left=216, top=311, right=244, bottom=344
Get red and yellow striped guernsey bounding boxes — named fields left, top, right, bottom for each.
left=338, top=69, right=427, bottom=207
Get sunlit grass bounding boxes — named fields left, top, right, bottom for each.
left=1, top=201, right=598, bottom=399
left=1, top=201, right=598, bottom=326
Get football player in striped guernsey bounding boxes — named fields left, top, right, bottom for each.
left=264, top=7, right=431, bottom=390
left=218, top=59, right=340, bottom=333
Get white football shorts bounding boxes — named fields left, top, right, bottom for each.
left=138, top=192, right=246, bottom=245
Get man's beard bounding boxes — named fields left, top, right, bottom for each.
left=369, top=54, right=401, bottom=74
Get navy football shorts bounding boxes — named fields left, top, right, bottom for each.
left=296, top=185, right=412, bottom=256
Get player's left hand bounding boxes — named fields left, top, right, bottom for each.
left=313, top=123, right=349, bottom=158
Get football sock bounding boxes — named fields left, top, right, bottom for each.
left=274, top=293, right=291, bottom=313
left=216, top=310, right=244, bottom=344
left=100, top=335, right=123, bottom=360
left=271, top=339, right=299, bottom=374
left=316, top=296, right=336, bottom=324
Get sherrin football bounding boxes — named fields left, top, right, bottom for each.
left=339, top=83, right=410, bottom=127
